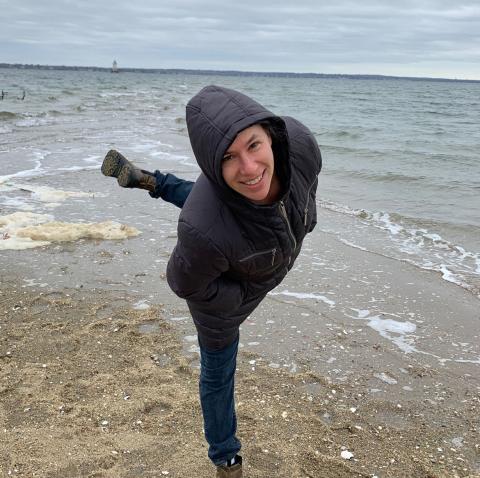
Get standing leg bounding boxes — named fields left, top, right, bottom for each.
left=199, top=336, right=241, bottom=466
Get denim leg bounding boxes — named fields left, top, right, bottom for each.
left=199, top=337, right=241, bottom=465
left=149, top=171, right=194, bottom=208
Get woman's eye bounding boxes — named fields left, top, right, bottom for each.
left=249, top=141, right=259, bottom=150
left=223, top=154, right=232, bottom=162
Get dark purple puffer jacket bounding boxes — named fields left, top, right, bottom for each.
left=167, top=85, right=322, bottom=350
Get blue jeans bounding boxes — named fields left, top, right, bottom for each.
left=199, top=337, right=241, bottom=465
left=149, top=171, right=194, bottom=208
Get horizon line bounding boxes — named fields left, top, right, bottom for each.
left=1, top=62, right=479, bottom=83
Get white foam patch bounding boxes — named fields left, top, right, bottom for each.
left=169, top=316, right=188, bottom=322
left=0, top=211, right=53, bottom=228
left=0, top=211, right=52, bottom=249
left=355, top=317, right=480, bottom=366
left=14, top=183, right=101, bottom=204
left=269, top=289, right=336, bottom=307
left=133, top=300, right=150, bottom=310
left=349, top=308, right=417, bottom=354
left=356, top=309, right=370, bottom=318
left=374, top=372, right=398, bottom=385
left=23, top=278, right=48, bottom=288
left=367, top=316, right=417, bottom=353
left=0, top=211, right=140, bottom=250
left=439, top=264, right=465, bottom=287
left=339, top=239, right=369, bottom=252
left=17, top=221, right=140, bottom=242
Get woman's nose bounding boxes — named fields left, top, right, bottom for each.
left=238, top=154, right=257, bottom=175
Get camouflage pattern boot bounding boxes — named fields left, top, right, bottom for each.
left=101, top=149, right=156, bottom=192
left=216, top=456, right=242, bottom=478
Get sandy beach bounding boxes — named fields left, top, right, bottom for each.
left=1, top=176, right=479, bottom=478
left=1, top=249, right=479, bottom=477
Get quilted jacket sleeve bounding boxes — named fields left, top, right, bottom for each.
left=166, top=220, right=245, bottom=314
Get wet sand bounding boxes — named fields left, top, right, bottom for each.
left=1, top=274, right=479, bottom=478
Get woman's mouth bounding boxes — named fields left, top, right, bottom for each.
left=242, top=171, right=264, bottom=186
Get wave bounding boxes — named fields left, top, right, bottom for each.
left=1, top=110, right=67, bottom=128
left=334, top=131, right=362, bottom=140
left=328, top=169, right=427, bottom=183
left=319, top=199, right=480, bottom=296
left=425, top=110, right=463, bottom=117
left=0, top=161, right=45, bottom=184
left=15, top=117, right=49, bottom=128
left=0, top=111, right=21, bottom=121
left=12, top=111, right=66, bottom=128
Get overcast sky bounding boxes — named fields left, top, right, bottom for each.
left=2, top=0, right=480, bottom=80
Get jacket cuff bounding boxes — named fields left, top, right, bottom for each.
left=148, top=170, right=167, bottom=199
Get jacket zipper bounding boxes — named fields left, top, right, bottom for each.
left=279, top=200, right=297, bottom=251
left=303, top=180, right=317, bottom=226
left=239, top=248, right=277, bottom=266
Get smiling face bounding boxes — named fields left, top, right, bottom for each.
left=221, top=124, right=280, bottom=205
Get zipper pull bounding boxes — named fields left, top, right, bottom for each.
left=271, top=248, right=276, bottom=266
left=304, top=207, right=308, bottom=226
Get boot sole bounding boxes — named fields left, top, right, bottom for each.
left=117, top=164, right=136, bottom=188
left=101, top=150, right=130, bottom=178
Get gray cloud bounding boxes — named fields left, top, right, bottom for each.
left=1, top=0, right=479, bottom=79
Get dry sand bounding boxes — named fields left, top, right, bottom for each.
left=1, top=281, right=479, bottom=478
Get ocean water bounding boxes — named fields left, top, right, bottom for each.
left=1, top=67, right=479, bottom=296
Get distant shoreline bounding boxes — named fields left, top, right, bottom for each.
left=1, top=62, right=479, bottom=84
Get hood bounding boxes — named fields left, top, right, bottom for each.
left=186, top=85, right=290, bottom=205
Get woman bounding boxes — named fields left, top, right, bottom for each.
left=102, top=85, right=322, bottom=477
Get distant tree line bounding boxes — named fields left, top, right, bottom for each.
left=0, top=63, right=478, bottom=84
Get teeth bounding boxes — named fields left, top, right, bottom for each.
left=244, top=174, right=262, bottom=185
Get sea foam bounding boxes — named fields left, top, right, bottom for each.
left=0, top=211, right=140, bottom=250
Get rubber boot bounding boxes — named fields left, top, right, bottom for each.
left=101, top=149, right=156, bottom=192
left=216, top=456, right=242, bottom=478
left=101, top=149, right=131, bottom=178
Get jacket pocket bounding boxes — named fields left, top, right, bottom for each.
left=237, top=248, right=279, bottom=278
left=239, top=248, right=277, bottom=266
